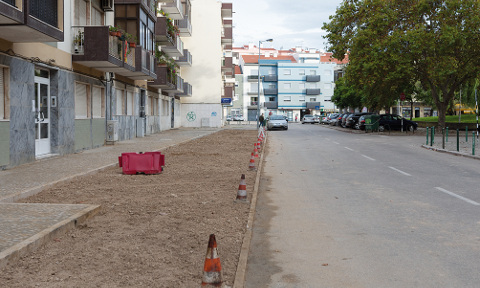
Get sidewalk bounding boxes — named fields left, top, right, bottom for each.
left=421, top=128, right=480, bottom=160
left=0, top=127, right=224, bottom=269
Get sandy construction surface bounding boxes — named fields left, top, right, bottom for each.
left=1, top=129, right=259, bottom=287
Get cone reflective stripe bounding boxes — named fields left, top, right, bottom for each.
left=236, top=174, right=247, bottom=201
left=201, top=234, right=224, bottom=287
left=256, top=139, right=262, bottom=151
left=253, top=144, right=259, bottom=158
left=248, top=153, right=256, bottom=170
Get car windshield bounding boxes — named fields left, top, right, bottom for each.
left=270, top=115, right=285, bottom=120
left=304, top=115, right=313, bottom=118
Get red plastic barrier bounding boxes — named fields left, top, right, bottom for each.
left=118, top=152, right=165, bottom=175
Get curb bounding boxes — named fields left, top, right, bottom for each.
left=421, top=145, right=480, bottom=160
left=0, top=204, right=101, bottom=270
left=233, top=131, right=266, bottom=288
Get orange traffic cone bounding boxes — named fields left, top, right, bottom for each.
left=256, top=139, right=262, bottom=151
left=248, top=153, right=256, bottom=170
left=235, top=174, right=247, bottom=202
left=253, top=144, right=259, bottom=158
left=201, top=234, right=224, bottom=287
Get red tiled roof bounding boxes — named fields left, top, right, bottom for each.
left=234, top=65, right=242, bottom=74
left=320, top=52, right=349, bottom=64
left=241, top=55, right=296, bottom=64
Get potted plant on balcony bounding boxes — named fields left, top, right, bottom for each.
left=109, top=26, right=121, bottom=37
left=73, top=31, right=84, bottom=54
left=125, top=33, right=137, bottom=48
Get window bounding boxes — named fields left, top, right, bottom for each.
left=299, top=96, right=305, bottom=102
left=75, top=82, right=90, bottom=119
left=0, top=67, right=9, bottom=120
left=268, top=97, right=276, bottom=101
left=74, top=0, right=104, bottom=26
left=283, top=83, right=291, bottom=89
left=92, top=86, right=105, bottom=118
left=116, top=89, right=125, bottom=115
left=310, top=70, right=317, bottom=75
left=269, top=84, right=276, bottom=88
left=126, top=90, right=134, bottom=115
left=283, top=69, right=291, bottom=75
left=310, top=98, right=316, bottom=102
left=299, top=69, right=305, bottom=75
left=284, top=96, right=291, bottom=102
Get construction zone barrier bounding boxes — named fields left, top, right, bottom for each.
left=235, top=174, right=247, bottom=202
left=253, top=144, right=259, bottom=158
left=201, top=234, right=224, bottom=287
left=118, top=152, right=165, bottom=175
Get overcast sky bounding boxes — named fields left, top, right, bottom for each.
left=230, top=0, right=344, bottom=51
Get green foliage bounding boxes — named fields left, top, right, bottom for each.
left=332, top=77, right=363, bottom=110
left=323, top=0, right=480, bottom=128
left=415, top=114, right=478, bottom=123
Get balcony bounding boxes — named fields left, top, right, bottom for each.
left=161, top=0, right=183, bottom=20
left=306, top=102, right=321, bottom=109
left=264, top=88, right=278, bottom=95
left=221, top=2, right=232, bottom=18
left=264, top=102, right=278, bottom=109
left=163, top=75, right=184, bottom=94
left=247, top=75, right=259, bottom=82
left=223, top=86, right=233, bottom=98
left=177, top=82, right=192, bottom=97
left=162, top=34, right=184, bottom=57
left=72, top=26, right=136, bottom=77
left=149, top=66, right=176, bottom=89
left=221, top=25, right=232, bottom=44
left=263, top=75, right=278, bottom=82
left=115, top=0, right=156, bottom=18
left=0, top=0, right=63, bottom=42
left=222, top=56, right=233, bottom=72
left=306, top=89, right=321, bottom=95
left=176, top=49, right=192, bottom=66
left=155, top=17, right=175, bottom=46
left=122, top=47, right=157, bottom=80
left=176, top=0, right=191, bottom=36
left=306, top=75, right=321, bottom=82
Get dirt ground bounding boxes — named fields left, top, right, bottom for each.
left=1, top=129, right=259, bottom=287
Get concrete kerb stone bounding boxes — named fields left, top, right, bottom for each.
left=421, top=144, right=480, bottom=161
left=0, top=204, right=101, bottom=270
left=233, top=130, right=266, bottom=288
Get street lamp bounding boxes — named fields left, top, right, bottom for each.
left=257, top=38, right=273, bottom=129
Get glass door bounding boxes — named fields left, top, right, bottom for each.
left=34, top=72, right=51, bottom=157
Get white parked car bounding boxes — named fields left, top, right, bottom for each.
left=267, top=115, right=288, bottom=130
left=301, top=114, right=316, bottom=124
left=233, top=115, right=244, bottom=121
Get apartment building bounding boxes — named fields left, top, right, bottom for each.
left=0, top=0, right=231, bottom=169
left=235, top=48, right=336, bottom=121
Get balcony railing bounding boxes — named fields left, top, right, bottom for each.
left=163, top=75, right=184, bottom=94
left=161, top=0, right=183, bottom=19
left=162, top=34, right=184, bottom=57
left=30, top=0, right=57, bottom=27
left=177, top=82, right=192, bottom=97
left=149, top=65, right=176, bottom=89
left=176, top=49, right=192, bottom=66
left=263, top=88, right=278, bottom=95
left=263, top=75, right=277, bottom=82
left=72, top=26, right=136, bottom=77
left=247, top=75, right=259, bottom=82
left=155, top=17, right=175, bottom=46
left=306, top=75, right=321, bottom=82
left=306, top=88, right=321, bottom=95
left=122, top=46, right=157, bottom=80
left=264, top=102, right=278, bottom=109
left=176, top=16, right=192, bottom=37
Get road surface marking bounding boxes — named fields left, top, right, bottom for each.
left=388, top=166, right=411, bottom=176
left=435, top=187, right=480, bottom=206
left=333, top=141, right=339, bottom=144
left=344, top=147, right=354, bottom=151
left=362, top=155, right=375, bottom=161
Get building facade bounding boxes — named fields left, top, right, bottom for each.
left=0, top=0, right=231, bottom=169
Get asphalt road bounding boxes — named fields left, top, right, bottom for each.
left=245, top=123, right=480, bottom=288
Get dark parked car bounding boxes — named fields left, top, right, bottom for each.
left=346, top=113, right=373, bottom=129
left=340, top=113, right=353, bottom=128
left=378, top=114, right=417, bottom=132
left=332, top=113, right=347, bottom=126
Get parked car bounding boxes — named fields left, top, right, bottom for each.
left=226, top=115, right=233, bottom=121
left=330, top=113, right=343, bottom=126
left=378, top=114, right=418, bottom=132
left=340, top=113, right=353, bottom=128
left=302, top=114, right=316, bottom=124
left=267, top=114, right=288, bottom=130
left=346, top=113, right=373, bottom=129
left=313, top=115, right=321, bottom=123
left=233, top=115, right=244, bottom=121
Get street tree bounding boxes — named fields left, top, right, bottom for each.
left=323, top=0, right=480, bottom=129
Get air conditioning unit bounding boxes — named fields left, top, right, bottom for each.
left=106, top=120, right=118, bottom=143
left=101, top=0, right=114, bottom=12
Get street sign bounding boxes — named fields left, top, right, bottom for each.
left=315, top=106, right=320, bottom=110
left=221, top=98, right=232, bottom=104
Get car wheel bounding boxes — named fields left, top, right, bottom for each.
left=355, top=123, right=360, bottom=130
left=408, top=125, right=414, bottom=132
left=284, top=127, right=288, bottom=130
left=378, top=125, right=385, bottom=132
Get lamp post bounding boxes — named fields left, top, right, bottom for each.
left=257, top=39, right=273, bottom=129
